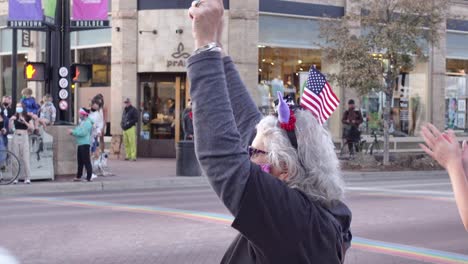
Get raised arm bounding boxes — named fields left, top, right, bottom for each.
left=188, top=51, right=251, bottom=216
left=223, top=57, right=262, bottom=147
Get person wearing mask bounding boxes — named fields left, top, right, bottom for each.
left=69, top=108, right=94, bottom=182
left=121, top=98, right=138, bottom=161
left=89, top=101, right=104, bottom=159
left=92, top=94, right=107, bottom=153
left=9, top=102, right=34, bottom=184
left=1, top=96, right=15, bottom=118
left=342, top=99, right=363, bottom=154
left=38, top=94, right=56, bottom=127
left=187, top=2, right=352, bottom=262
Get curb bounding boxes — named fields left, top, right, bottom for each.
left=0, top=176, right=209, bottom=197
left=0, top=170, right=448, bottom=197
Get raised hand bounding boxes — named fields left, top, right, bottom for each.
left=188, top=0, right=224, bottom=50
left=420, top=124, right=462, bottom=169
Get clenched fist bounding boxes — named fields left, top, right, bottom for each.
left=188, top=0, right=224, bottom=50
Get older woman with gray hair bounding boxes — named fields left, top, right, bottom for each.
left=187, top=0, right=352, bottom=263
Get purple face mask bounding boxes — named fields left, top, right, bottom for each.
left=260, top=164, right=271, bottom=173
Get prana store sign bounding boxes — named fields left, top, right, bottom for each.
left=167, top=42, right=190, bottom=68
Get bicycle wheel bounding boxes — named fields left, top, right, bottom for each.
left=369, top=142, right=382, bottom=155
left=0, top=150, right=21, bottom=185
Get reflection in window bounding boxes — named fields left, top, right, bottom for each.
left=258, top=46, right=322, bottom=114
left=77, top=47, right=111, bottom=87
left=141, top=82, right=176, bottom=140
left=445, top=59, right=468, bottom=132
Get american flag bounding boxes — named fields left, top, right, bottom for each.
left=300, top=67, right=340, bottom=124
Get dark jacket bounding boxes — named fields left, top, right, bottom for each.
left=121, top=105, right=138, bottom=131
left=182, top=107, right=194, bottom=140
left=188, top=53, right=352, bottom=264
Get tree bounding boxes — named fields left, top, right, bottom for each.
left=321, top=0, right=449, bottom=165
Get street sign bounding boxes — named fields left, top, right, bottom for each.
left=59, top=78, right=69, bottom=88
left=59, top=89, right=69, bottom=100
left=59, top=67, right=69, bottom=78
left=59, top=100, right=68, bottom=111
left=21, top=30, right=31, bottom=48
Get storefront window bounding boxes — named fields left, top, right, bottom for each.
left=258, top=46, right=322, bottom=114
left=445, top=59, right=468, bottom=132
left=360, top=62, right=429, bottom=137
left=139, top=75, right=187, bottom=141
left=77, top=47, right=111, bottom=87
left=0, top=54, right=28, bottom=101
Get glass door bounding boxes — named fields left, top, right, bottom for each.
left=138, top=73, right=186, bottom=158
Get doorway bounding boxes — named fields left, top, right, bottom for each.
left=138, top=73, right=188, bottom=158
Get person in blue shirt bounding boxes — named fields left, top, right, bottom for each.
left=69, top=108, right=94, bottom=182
left=20, top=88, right=41, bottom=134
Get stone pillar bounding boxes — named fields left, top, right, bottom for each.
left=228, top=0, right=259, bottom=105
left=322, top=62, right=343, bottom=140
left=343, top=0, right=362, bottom=107
left=48, top=126, right=77, bottom=176
left=429, top=18, right=447, bottom=130
left=110, top=0, right=138, bottom=158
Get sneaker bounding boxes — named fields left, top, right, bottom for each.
left=25, top=180, right=31, bottom=184
left=86, top=178, right=93, bottom=182
left=124, top=158, right=129, bottom=161
left=91, top=174, right=97, bottom=180
left=73, top=178, right=82, bottom=182
left=13, top=180, right=18, bottom=184
left=132, top=159, right=137, bottom=162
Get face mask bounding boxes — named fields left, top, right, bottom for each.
left=3, top=103, right=8, bottom=107
left=91, top=108, right=97, bottom=112
left=16, top=107, right=23, bottom=114
left=260, top=164, right=271, bottom=174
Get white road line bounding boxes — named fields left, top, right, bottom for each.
left=347, top=182, right=452, bottom=189
left=346, top=186, right=454, bottom=196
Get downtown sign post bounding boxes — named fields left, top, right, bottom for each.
left=7, top=0, right=108, bottom=122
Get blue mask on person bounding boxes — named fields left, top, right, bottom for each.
left=16, top=107, right=23, bottom=114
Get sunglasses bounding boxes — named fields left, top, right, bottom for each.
left=248, top=146, right=268, bottom=158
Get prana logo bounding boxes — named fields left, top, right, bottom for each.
left=171, top=43, right=190, bottom=59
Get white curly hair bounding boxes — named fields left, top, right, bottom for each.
left=256, top=109, right=345, bottom=203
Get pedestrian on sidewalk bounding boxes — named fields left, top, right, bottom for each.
left=187, top=1, right=352, bottom=263
left=342, top=99, right=363, bottom=155
left=9, top=102, right=34, bottom=184
left=421, top=124, right=468, bottom=231
left=38, top=94, right=56, bottom=127
left=70, top=108, right=94, bottom=182
left=182, top=99, right=194, bottom=140
left=121, top=98, right=138, bottom=161
left=89, top=101, right=104, bottom=159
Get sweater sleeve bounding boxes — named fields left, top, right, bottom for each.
left=223, top=57, right=262, bottom=147
left=187, top=51, right=250, bottom=216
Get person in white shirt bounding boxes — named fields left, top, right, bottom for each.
left=88, top=101, right=104, bottom=159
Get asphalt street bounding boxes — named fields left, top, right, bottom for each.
left=1, top=172, right=467, bottom=264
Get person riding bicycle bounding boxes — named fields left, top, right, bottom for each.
left=342, top=99, right=363, bottom=155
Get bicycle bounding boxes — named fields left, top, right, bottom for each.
left=0, top=149, right=22, bottom=185
left=340, top=137, right=366, bottom=159
left=367, top=130, right=383, bottom=155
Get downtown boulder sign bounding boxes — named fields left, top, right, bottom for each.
left=71, top=0, right=109, bottom=29
left=7, top=0, right=57, bottom=29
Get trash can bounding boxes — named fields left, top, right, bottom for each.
left=176, top=140, right=202, bottom=176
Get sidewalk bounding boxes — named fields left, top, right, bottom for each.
left=0, top=158, right=447, bottom=197
left=0, top=158, right=208, bottom=197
